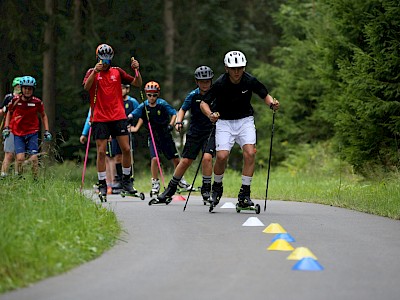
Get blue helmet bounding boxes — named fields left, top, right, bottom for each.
left=20, top=76, right=37, bottom=88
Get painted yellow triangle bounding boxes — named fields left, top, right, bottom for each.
left=263, top=223, right=287, bottom=234
left=267, top=239, right=294, bottom=251
left=287, top=247, right=318, bottom=260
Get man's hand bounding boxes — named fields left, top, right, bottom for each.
left=80, top=135, right=87, bottom=144
left=209, top=112, right=220, bottom=123
left=130, top=57, right=140, bottom=71
left=269, top=98, right=280, bottom=111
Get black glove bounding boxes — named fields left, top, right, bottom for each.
left=167, top=124, right=173, bottom=132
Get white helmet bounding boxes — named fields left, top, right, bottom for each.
left=224, top=51, right=247, bottom=67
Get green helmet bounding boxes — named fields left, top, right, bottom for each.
left=12, top=77, right=22, bottom=87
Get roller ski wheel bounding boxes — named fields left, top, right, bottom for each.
left=236, top=202, right=260, bottom=214
left=148, top=197, right=172, bottom=206
left=98, top=193, right=107, bottom=203
left=120, top=190, right=145, bottom=200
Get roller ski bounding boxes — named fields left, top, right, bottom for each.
left=120, top=175, right=145, bottom=200
left=149, top=182, right=175, bottom=205
left=111, top=175, right=123, bottom=194
left=98, top=180, right=107, bottom=203
left=209, top=182, right=223, bottom=212
left=235, top=185, right=260, bottom=214
left=201, top=182, right=211, bottom=205
left=149, top=178, right=160, bottom=198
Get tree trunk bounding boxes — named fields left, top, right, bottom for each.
left=164, top=0, right=174, bottom=102
left=43, top=0, right=57, bottom=158
left=71, top=0, right=82, bottom=87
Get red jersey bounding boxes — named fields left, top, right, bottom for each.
left=8, top=95, right=45, bottom=136
left=83, top=67, right=134, bottom=122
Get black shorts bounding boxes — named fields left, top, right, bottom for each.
left=149, top=133, right=179, bottom=161
left=92, top=119, right=129, bottom=140
left=182, top=131, right=216, bottom=160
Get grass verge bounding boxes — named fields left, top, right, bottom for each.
left=0, top=170, right=121, bottom=293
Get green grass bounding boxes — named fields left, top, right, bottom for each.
left=0, top=166, right=121, bottom=293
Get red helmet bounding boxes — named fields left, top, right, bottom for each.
left=144, top=81, right=160, bottom=93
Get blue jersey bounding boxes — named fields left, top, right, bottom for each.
left=181, top=88, right=213, bottom=136
left=132, top=98, right=176, bottom=134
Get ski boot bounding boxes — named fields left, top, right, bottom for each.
left=150, top=178, right=160, bottom=197
left=98, top=180, right=107, bottom=202
left=120, top=175, right=145, bottom=200
left=236, top=185, right=260, bottom=214
left=201, top=182, right=211, bottom=205
left=209, top=182, right=223, bottom=212
left=149, top=182, right=176, bottom=205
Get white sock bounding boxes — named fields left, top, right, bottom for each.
left=98, top=172, right=106, bottom=181
left=122, top=167, right=131, bottom=176
left=242, top=175, right=252, bottom=186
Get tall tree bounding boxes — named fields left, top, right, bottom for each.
left=164, top=0, right=174, bottom=101
left=43, top=0, right=57, bottom=137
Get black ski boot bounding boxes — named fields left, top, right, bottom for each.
left=121, top=175, right=137, bottom=195
left=237, top=185, right=254, bottom=207
left=201, top=182, right=211, bottom=205
left=209, top=182, right=223, bottom=212
left=98, top=179, right=107, bottom=202
left=236, top=185, right=260, bottom=214
left=149, top=182, right=176, bottom=205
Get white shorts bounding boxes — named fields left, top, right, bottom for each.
left=215, top=116, right=256, bottom=151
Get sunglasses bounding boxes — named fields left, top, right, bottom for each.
left=146, top=93, right=158, bottom=98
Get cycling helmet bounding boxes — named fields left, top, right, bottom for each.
left=20, top=76, right=37, bottom=88
left=224, top=51, right=247, bottom=67
left=96, top=44, right=114, bottom=60
left=12, top=77, right=22, bottom=87
left=144, top=81, right=160, bottom=93
left=194, top=66, right=214, bottom=80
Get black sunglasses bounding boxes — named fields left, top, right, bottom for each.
left=146, top=93, right=158, bottom=97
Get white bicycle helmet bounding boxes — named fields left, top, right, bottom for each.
left=224, top=51, right=247, bottom=67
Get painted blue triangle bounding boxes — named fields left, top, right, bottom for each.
left=271, top=233, right=296, bottom=242
left=292, top=258, right=324, bottom=271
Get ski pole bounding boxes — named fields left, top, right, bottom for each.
left=140, top=90, right=166, bottom=189
left=129, top=133, right=135, bottom=179
left=80, top=70, right=99, bottom=193
left=183, top=125, right=216, bottom=212
left=80, top=127, right=92, bottom=193
left=264, top=109, right=276, bottom=212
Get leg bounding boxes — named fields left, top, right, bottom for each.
left=242, top=144, right=256, bottom=177
left=116, top=135, right=136, bottom=194
left=15, top=153, right=25, bottom=176
left=1, top=152, right=14, bottom=176
left=30, top=154, right=39, bottom=179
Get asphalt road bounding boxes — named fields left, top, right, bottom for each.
left=2, top=192, right=400, bottom=300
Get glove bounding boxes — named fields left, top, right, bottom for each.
left=2, top=106, right=7, bottom=113
left=167, top=124, right=174, bottom=132
left=2, top=127, right=10, bottom=138
left=44, top=130, right=52, bottom=142
left=127, top=114, right=135, bottom=126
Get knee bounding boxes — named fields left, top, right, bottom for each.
left=216, top=152, right=229, bottom=162
left=98, top=149, right=107, bottom=159
left=243, top=148, right=256, bottom=161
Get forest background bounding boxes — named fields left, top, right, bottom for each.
left=1, top=0, right=399, bottom=176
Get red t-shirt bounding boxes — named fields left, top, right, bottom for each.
left=83, top=67, right=134, bottom=122
left=8, top=95, right=45, bottom=136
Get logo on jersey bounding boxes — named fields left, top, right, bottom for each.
left=27, top=103, right=36, bottom=107
left=111, top=75, right=117, bottom=81
left=242, top=90, right=248, bottom=94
